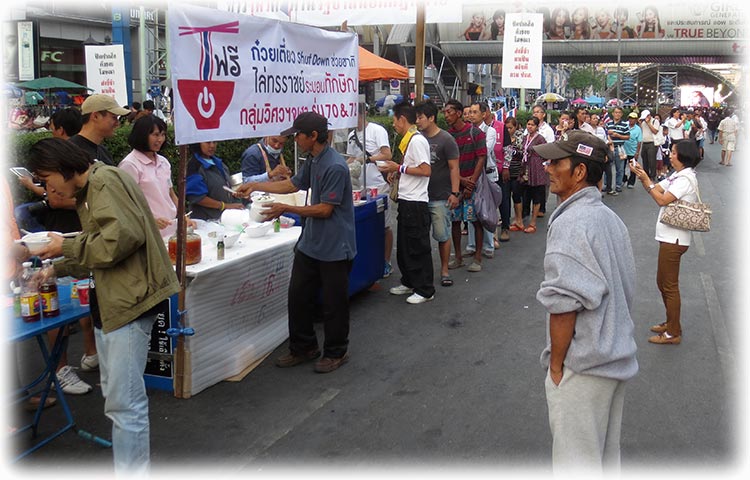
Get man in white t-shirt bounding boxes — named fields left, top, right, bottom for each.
left=717, top=109, right=738, bottom=166
left=346, top=105, right=395, bottom=276
left=378, top=103, right=435, bottom=305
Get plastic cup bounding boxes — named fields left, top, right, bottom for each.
left=57, top=279, right=72, bottom=306
left=370, top=187, right=378, bottom=198
left=353, top=191, right=361, bottom=202
left=77, top=280, right=90, bottom=307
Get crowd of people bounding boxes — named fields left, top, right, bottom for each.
left=6, top=92, right=737, bottom=474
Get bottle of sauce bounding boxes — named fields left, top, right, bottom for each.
left=40, top=259, right=59, bottom=317
left=217, top=238, right=225, bottom=260
left=20, top=262, right=41, bottom=323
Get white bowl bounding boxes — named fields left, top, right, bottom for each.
left=22, top=231, right=59, bottom=254
left=220, top=208, right=250, bottom=227
left=249, top=202, right=272, bottom=223
left=244, top=221, right=272, bottom=238
left=222, top=231, right=241, bottom=248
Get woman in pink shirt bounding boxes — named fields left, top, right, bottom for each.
left=119, top=116, right=187, bottom=234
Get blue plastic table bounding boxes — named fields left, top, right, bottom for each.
left=8, top=302, right=111, bottom=461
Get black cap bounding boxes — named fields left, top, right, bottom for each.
left=532, top=130, right=608, bottom=164
left=280, top=111, right=328, bottom=136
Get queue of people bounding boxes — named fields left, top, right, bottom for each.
left=6, top=94, right=733, bottom=476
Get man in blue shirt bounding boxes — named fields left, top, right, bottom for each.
left=624, top=112, right=643, bottom=188
left=235, top=112, right=356, bottom=373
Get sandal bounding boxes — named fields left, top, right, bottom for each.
left=440, top=275, right=453, bottom=287
left=509, top=223, right=524, bottom=232
left=493, top=239, right=501, bottom=249
left=524, top=225, right=537, bottom=234
left=448, top=258, right=465, bottom=270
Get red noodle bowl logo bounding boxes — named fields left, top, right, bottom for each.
left=177, top=21, right=239, bottom=130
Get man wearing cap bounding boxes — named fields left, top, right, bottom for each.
left=69, top=94, right=130, bottom=166
left=234, top=112, right=356, bottom=373
left=638, top=109, right=660, bottom=180
left=624, top=112, right=643, bottom=188
left=533, top=130, right=638, bottom=473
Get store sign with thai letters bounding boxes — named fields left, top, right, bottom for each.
left=169, top=3, right=359, bottom=144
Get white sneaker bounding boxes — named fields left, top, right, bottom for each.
left=406, top=292, right=434, bottom=304
left=389, top=284, right=413, bottom=295
left=80, top=353, right=99, bottom=372
left=56, top=365, right=93, bottom=395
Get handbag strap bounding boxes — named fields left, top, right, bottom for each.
left=673, top=171, right=703, bottom=203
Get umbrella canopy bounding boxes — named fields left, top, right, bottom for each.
left=17, top=76, right=93, bottom=91
left=584, top=95, right=605, bottom=106
left=358, top=47, right=408, bottom=83
left=571, top=97, right=587, bottom=105
left=607, top=98, right=624, bottom=107
left=2, top=83, right=23, bottom=98
left=536, top=92, right=565, bottom=104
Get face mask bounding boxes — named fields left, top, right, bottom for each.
left=266, top=145, right=282, bottom=155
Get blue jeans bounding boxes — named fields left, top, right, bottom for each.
left=95, top=315, right=156, bottom=476
left=466, top=222, right=495, bottom=253
left=613, top=146, right=625, bottom=189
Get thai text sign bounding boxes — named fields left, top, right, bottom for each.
left=84, top=45, right=128, bottom=108
left=501, top=13, right=543, bottom=90
left=216, top=0, right=462, bottom=26
left=169, top=4, right=359, bottom=145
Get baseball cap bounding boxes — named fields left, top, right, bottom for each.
left=532, top=130, right=608, bottom=164
left=81, top=94, right=131, bottom=116
left=639, top=109, right=651, bottom=120
left=628, top=111, right=638, bottom=119
left=280, top=111, right=329, bottom=136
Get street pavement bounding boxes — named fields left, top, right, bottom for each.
left=7, top=140, right=745, bottom=478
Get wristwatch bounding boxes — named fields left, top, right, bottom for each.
left=647, top=184, right=656, bottom=191
left=451, top=191, right=461, bottom=197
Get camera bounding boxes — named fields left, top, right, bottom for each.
left=27, top=199, right=50, bottom=217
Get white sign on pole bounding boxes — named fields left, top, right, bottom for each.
left=17, top=21, right=35, bottom=81
left=216, top=0, right=462, bottom=26
left=169, top=4, right=359, bottom=145
left=84, top=45, right=128, bottom=108
left=501, top=13, right=543, bottom=90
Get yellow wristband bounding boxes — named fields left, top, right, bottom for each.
left=221, top=201, right=225, bottom=210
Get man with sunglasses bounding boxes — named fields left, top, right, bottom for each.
left=69, top=94, right=130, bottom=166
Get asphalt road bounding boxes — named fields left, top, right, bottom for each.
left=7, top=140, right=744, bottom=478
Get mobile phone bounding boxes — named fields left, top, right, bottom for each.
left=10, top=167, right=33, bottom=179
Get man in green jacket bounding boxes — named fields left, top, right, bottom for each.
left=32, top=137, right=179, bottom=475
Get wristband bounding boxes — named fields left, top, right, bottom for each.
left=399, top=164, right=407, bottom=175
left=647, top=184, right=656, bottom=191
left=221, top=201, right=225, bottom=210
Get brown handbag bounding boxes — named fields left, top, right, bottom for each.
left=659, top=176, right=711, bottom=232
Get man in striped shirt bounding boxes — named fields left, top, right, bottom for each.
left=604, top=107, right=630, bottom=195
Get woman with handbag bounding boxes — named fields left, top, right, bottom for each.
left=631, top=140, right=703, bottom=345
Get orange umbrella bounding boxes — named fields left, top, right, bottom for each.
left=358, top=47, right=408, bottom=82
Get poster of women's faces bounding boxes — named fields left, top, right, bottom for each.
left=452, top=1, right=745, bottom=42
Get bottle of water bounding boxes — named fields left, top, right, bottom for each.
left=20, top=262, right=40, bottom=322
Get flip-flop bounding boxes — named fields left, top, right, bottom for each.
left=509, top=224, right=524, bottom=232
left=440, top=275, right=453, bottom=287
left=524, top=225, right=537, bottom=234
left=448, top=259, right=465, bottom=270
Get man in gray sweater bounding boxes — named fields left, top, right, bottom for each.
left=533, top=131, right=638, bottom=474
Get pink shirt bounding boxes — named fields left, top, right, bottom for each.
left=119, top=149, right=177, bottom=224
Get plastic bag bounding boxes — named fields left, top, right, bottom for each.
left=474, top=170, right=502, bottom=232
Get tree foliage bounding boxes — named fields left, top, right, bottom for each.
left=568, top=66, right=605, bottom=97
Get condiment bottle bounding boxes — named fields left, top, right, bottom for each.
left=40, top=259, right=59, bottom=317
left=20, top=262, right=41, bottom=322
left=217, top=238, right=225, bottom=260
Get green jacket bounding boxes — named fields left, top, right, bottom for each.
left=55, top=162, right=180, bottom=334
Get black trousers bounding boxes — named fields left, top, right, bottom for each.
left=287, top=250, right=352, bottom=359
left=396, top=200, right=435, bottom=298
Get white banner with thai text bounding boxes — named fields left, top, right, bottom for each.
left=501, top=13, right=543, bottom=90
left=169, top=3, right=359, bottom=145
left=84, top=45, right=128, bottom=108
left=217, top=0, right=462, bottom=26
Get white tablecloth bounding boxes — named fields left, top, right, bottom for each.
left=183, top=227, right=301, bottom=395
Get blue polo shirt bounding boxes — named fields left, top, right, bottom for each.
left=291, top=145, right=356, bottom=262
